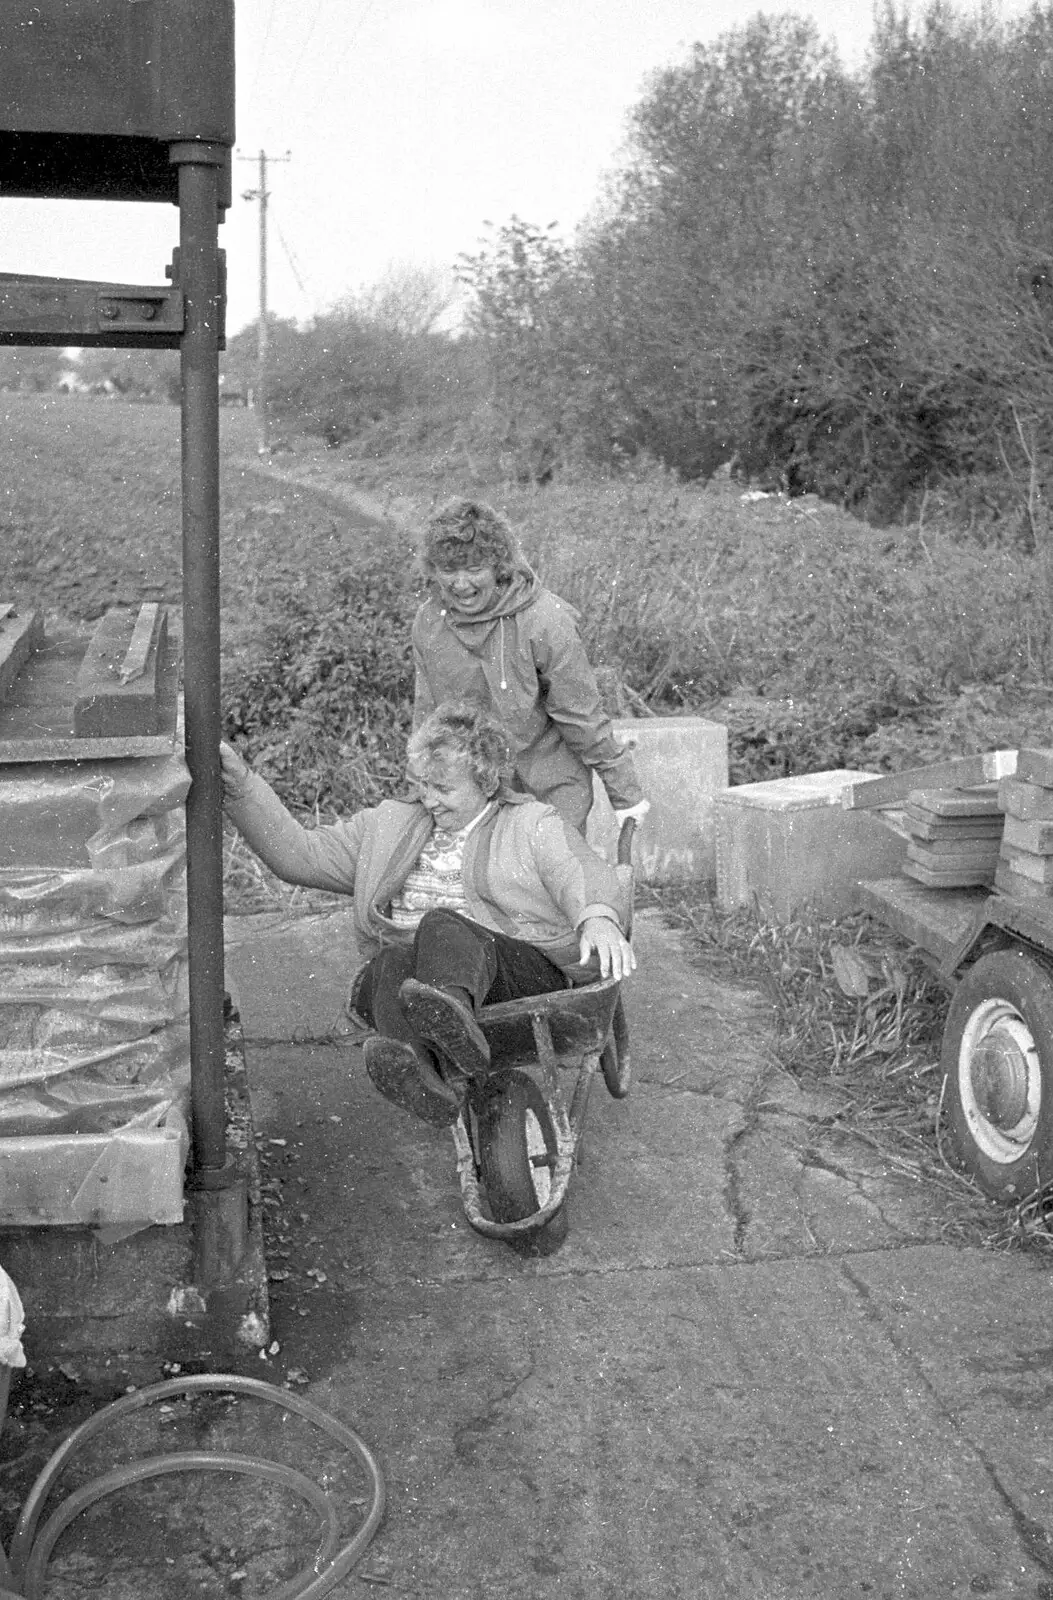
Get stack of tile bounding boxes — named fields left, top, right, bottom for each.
left=901, top=787, right=1004, bottom=888
left=997, top=748, right=1053, bottom=900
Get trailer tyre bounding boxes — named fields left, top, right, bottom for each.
left=941, top=947, right=1053, bottom=1201
left=476, top=1070, right=568, bottom=1249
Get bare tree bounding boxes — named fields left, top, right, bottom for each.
left=353, top=261, right=457, bottom=338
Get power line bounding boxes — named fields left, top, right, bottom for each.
left=274, top=220, right=309, bottom=300
left=287, top=0, right=379, bottom=142
left=244, top=0, right=281, bottom=128
left=283, top=0, right=326, bottom=97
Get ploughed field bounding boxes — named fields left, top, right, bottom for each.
left=0, top=394, right=383, bottom=654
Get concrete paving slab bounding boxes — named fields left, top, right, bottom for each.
left=224, top=905, right=364, bottom=1042
left=16, top=895, right=1051, bottom=1597
left=304, top=1260, right=1046, bottom=1600
left=736, top=1112, right=954, bottom=1258
left=215, top=901, right=1053, bottom=1597
left=845, top=1247, right=1053, bottom=1575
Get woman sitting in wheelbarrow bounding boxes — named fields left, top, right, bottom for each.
left=219, top=700, right=636, bottom=1126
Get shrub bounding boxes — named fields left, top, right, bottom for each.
left=218, top=459, right=1053, bottom=817
left=222, top=558, right=417, bottom=814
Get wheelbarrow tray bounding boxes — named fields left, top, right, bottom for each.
left=477, top=975, right=621, bottom=1066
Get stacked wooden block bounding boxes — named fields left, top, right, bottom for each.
left=997, top=748, right=1053, bottom=900
left=901, top=787, right=1004, bottom=888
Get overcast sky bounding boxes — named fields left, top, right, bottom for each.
left=0, top=0, right=1039, bottom=336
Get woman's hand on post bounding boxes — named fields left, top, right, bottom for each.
left=219, top=740, right=252, bottom=805
left=579, top=916, right=636, bottom=981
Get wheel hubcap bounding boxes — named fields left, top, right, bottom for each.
left=959, top=999, right=1041, bottom=1163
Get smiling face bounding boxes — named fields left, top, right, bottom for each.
left=432, top=563, right=501, bottom=616
left=407, top=750, right=491, bottom=831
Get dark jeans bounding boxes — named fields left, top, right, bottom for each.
left=354, top=908, right=567, bottom=1051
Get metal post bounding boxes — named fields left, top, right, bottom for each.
left=171, top=140, right=228, bottom=1179
left=256, top=148, right=269, bottom=455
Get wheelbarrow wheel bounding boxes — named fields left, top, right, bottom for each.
left=600, top=993, right=631, bottom=1099
left=476, top=1070, right=568, bottom=1247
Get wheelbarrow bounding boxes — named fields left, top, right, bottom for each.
left=450, top=819, right=636, bottom=1251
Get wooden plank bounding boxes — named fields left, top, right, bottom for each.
left=855, top=875, right=988, bottom=967
left=120, top=601, right=160, bottom=683
left=73, top=605, right=167, bottom=738
left=841, top=751, right=1017, bottom=811
left=0, top=606, right=44, bottom=704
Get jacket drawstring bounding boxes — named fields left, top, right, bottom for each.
left=499, top=617, right=507, bottom=691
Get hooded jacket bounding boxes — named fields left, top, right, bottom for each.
left=411, top=566, right=643, bottom=828
left=225, top=776, right=632, bottom=982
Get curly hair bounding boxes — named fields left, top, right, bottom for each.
left=407, top=700, right=512, bottom=797
left=419, top=497, right=522, bottom=581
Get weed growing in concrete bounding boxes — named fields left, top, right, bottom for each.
left=648, top=884, right=1003, bottom=1224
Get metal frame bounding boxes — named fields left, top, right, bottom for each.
left=0, top=5, right=235, bottom=1186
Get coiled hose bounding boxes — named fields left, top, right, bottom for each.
left=0, top=1374, right=385, bottom=1600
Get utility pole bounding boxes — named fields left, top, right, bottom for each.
left=239, top=147, right=290, bottom=455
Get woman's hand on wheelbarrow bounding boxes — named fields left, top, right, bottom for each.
left=579, top=916, right=636, bottom=981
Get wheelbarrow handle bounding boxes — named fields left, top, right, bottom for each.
left=617, top=815, right=637, bottom=866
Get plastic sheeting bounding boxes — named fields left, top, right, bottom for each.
left=0, top=1266, right=25, bottom=1369
left=0, top=753, right=191, bottom=1221
left=0, top=1103, right=189, bottom=1226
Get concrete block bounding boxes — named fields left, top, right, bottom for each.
left=1003, top=814, right=1053, bottom=855
left=0, top=605, right=43, bottom=704
left=1000, top=778, right=1053, bottom=823
left=999, top=841, right=1053, bottom=885
left=995, top=859, right=1053, bottom=900
left=588, top=716, right=728, bottom=885
left=715, top=770, right=908, bottom=920
left=0, top=1014, right=269, bottom=1383
left=73, top=604, right=168, bottom=738
left=1015, top=747, right=1053, bottom=788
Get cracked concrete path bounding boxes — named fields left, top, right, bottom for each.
left=223, top=906, right=1053, bottom=1599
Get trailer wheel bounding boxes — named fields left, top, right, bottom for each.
left=941, top=948, right=1053, bottom=1201
left=476, top=1070, right=568, bottom=1249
